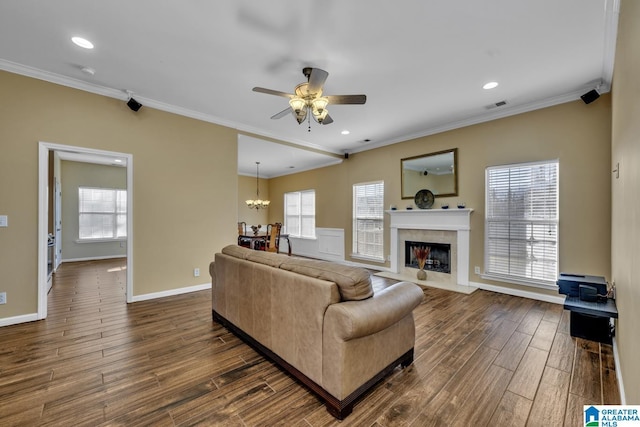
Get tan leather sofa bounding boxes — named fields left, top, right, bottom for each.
left=210, top=245, right=424, bottom=419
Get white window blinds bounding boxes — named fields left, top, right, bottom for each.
left=485, top=161, right=558, bottom=286
left=78, top=187, right=127, bottom=240
left=284, top=190, right=316, bottom=238
left=353, top=181, right=384, bottom=260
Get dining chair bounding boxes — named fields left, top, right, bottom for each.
left=237, top=222, right=251, bottom=248
left=265, top=222, right=282, bottom=253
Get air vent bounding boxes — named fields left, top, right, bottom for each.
left=485, top=100, right=508, bottom=110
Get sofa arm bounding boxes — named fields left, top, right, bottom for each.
left=325, top=282, right=423, bottom=341
left=209, top=261, right=216, bottom=279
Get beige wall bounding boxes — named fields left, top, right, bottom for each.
left=270, top=97, right=612, bottom=300
left=611, top=0, right=640, bottom=404
left=60, top=161, right=127, bottom=261
left=0, top=70, right=237, bottom=318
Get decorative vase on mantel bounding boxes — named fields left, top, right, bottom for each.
left=412, top=245, right=431, bottom=281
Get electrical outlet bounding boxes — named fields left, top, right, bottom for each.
left=474, top=266, right=481, bottom=275
left=0, top=292, right=6, bottom=304
left=193, top=268, right=200, bottom=277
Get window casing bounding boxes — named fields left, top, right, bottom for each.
left=484, top=160, right=558, bottom=288
left=352, top=181, right=384, bottom=261
left=78, top=187, right=127, bottom=240
left=284, top=190, right=316, bottom=238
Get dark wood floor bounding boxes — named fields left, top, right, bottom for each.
left=0, top=259, right=620, bottom=426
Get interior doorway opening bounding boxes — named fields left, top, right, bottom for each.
left=38, top=142, right=134, bottom=320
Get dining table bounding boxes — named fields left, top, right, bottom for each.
left=238, top=232, right=292, bottom=256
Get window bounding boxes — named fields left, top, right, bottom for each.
left=353, top=181, right=384, bottom=261
left=284, top=190, right=315, bottom=238
left=78, top=187, right=127, bottom=240
left=485, top=160, right=558, bottom=287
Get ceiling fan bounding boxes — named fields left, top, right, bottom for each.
left=252, top=67, right=366, bottom=129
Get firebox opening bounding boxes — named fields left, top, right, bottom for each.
left=405, top=241, right=451, bottom=274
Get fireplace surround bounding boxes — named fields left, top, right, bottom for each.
left=387, top=208, right=473, bottom=288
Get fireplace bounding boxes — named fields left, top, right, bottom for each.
left=405, top=241, right=451, bottom=274
left=387, top=208, right=473, bottom=287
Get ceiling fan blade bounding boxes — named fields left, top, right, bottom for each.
left=326, top=94, right=367, bottom=104
left=270, top=108, right=291, bottom=119
left=252, top=87, right=294, bottom=98
left=307, top=68, right=329, bottom=94
left=321, top=114, right=334, bottom=125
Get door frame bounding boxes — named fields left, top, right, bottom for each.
left=53, top=173, right=62, bottom=271
left=38, top=142, right=134, bottom=319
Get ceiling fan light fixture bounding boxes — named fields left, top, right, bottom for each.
left=313, top=108, right=329, bottom=124
left=295, top=109, right=307, bottom=124
left=253, top=67, right=366, bottom=131
left=311, top=97, right=329, bottom=114
left=289, top=97, right=306, bottom=114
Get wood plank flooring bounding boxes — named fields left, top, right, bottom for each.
left=0, top=259, right=620, bottom=426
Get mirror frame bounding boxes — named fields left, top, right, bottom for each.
left=400, top=148, right=458, bottom=199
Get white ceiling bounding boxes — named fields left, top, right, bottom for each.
left=0, top=1, right=618, bottom=178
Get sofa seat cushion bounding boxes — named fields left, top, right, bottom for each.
left=280, top=258, right=373, bottom=301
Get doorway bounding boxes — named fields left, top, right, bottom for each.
left=38, top=142, right=134, bottom=319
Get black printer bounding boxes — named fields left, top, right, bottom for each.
left=557, top=273, right=607, bottom=301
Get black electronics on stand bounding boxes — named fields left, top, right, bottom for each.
left=557, top=273, right=617, bottom=344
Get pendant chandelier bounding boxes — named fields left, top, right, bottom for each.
left=246, top=162, right=270, bottom=210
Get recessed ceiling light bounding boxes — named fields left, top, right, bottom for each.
left=483, top=81, right=499, bottom=90
left=341, top=130, right=350, bottom=135
left=72, top=36, right=94, bottom=49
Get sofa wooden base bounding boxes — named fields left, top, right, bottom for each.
left=213, top=310, right=414, bottom=420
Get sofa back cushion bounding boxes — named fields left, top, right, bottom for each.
left=220, top=244, right=374, bottom=301
left=246, top=250, right=289, bottom=268
left=221, top=244, right=253, bottom=259
left=280, top=258, right=373, bottom=301
left=222, top=245, right=289, bottom=268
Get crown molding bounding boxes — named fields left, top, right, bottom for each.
left=0, top=0, right=619, bottom=158
left=0, top=59, right=345, bottom=156
left=353, top=84, right=608, bottom=154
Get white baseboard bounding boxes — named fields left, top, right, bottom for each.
left=0, top=313, right=39, bottom=327
left=612, top=336, right=626, bottom=404
left=131, top=283, right=211, bottom=303
left=471, top=281, right=565, bottom=305
left=1, top=283, right=211, bottom=326
left=62, top=255, right=126, bottom=263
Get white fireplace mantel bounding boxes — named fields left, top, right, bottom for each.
left=387, top=209, right=473, bottom=286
